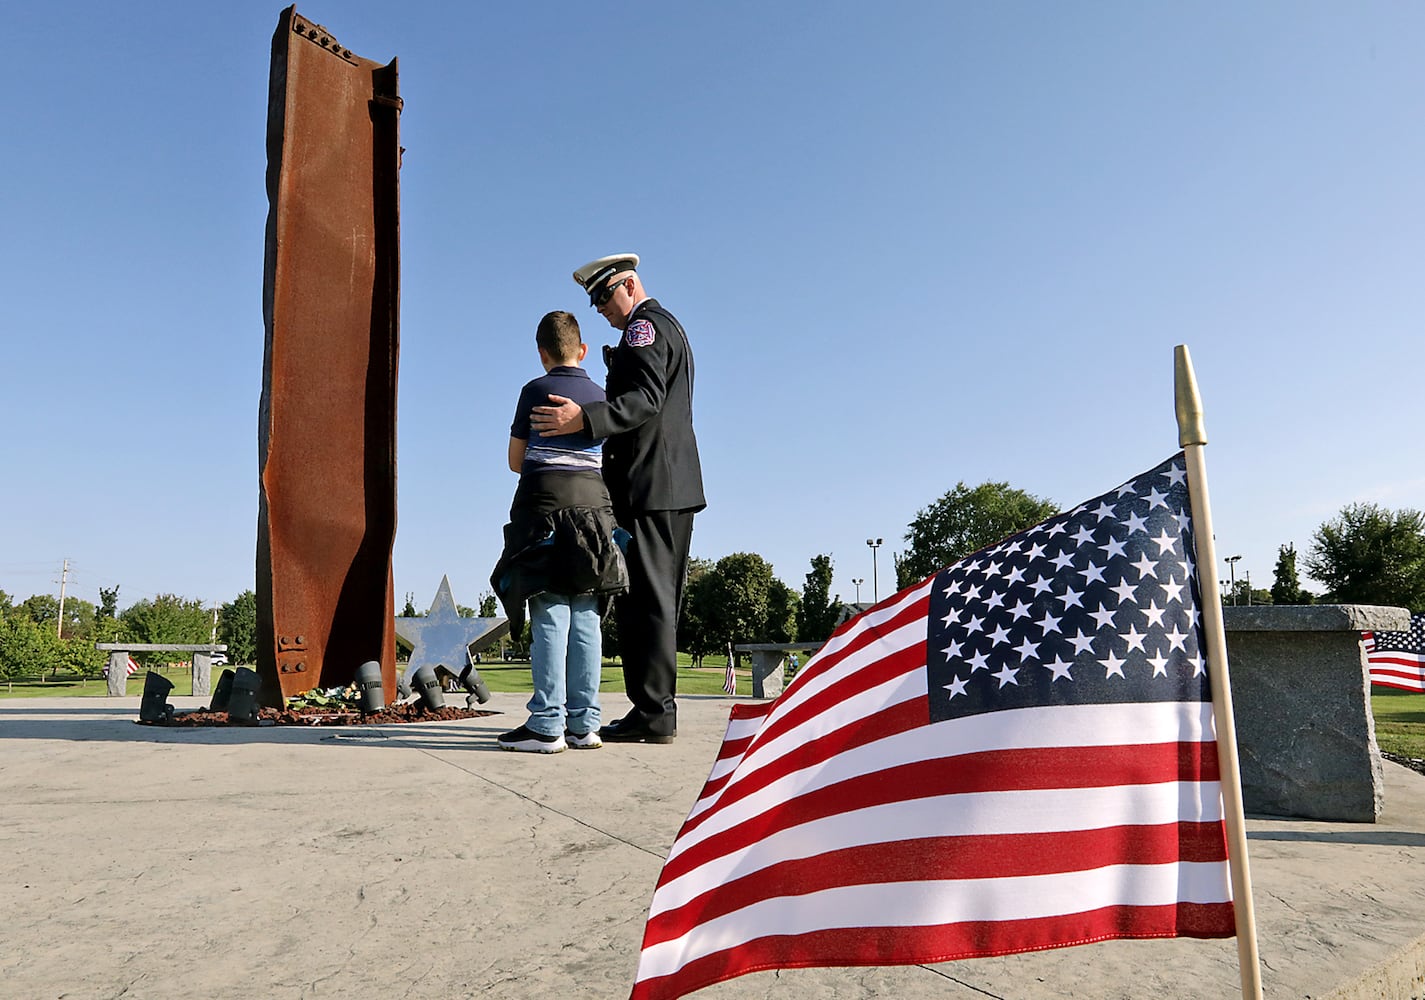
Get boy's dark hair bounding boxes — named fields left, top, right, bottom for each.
left=536, top=310, right=583, bottom=364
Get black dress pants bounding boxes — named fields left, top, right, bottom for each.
left=615, top=508, right=695, bottom=736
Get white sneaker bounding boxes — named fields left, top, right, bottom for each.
left=565, top=729, right=603, bottom=750
left=497, top=725, right=567, bottom=753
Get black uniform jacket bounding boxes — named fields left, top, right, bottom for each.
left=490, top=469, right=628, bottom=633
left=583, top=299, right=706, bottom=516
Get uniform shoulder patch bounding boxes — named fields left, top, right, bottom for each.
left=624, top=318, right=657, bottom=348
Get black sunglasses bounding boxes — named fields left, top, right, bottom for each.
left=592, top=276, right=628, bottom=308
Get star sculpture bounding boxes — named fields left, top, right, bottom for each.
left=394, top=575, right=508, bottom=689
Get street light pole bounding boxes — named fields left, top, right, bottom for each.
left=1225, top=555, right=1242, bottom=606
left=852, top=578, right=864, bottom=603
left=866, top=538, right=883, bottom=603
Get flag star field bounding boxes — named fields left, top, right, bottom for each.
left=928, top=455, right=1206, bottom=723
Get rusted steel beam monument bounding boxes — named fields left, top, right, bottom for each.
left=257, top=6, right=402, bottom=706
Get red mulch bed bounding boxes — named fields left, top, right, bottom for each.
left=140, top=702, right=498, bottom=727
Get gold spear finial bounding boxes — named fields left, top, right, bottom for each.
left=1174, top=344, right=1207, bottom=448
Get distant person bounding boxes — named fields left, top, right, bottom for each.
left=491, top=311, right=627, bottom=753
left=531, top=254, right=704, bottom=744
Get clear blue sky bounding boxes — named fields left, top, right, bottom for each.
left=3, top=2, right=1422, bottom=616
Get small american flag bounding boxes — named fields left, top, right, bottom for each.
left=1364, top=614, right=1425, bottom=692
left=722, top=660, right=736, bottom=697
left=628, top=454, right=1234, bottom=1000
left=106, top=655, right=141, bottom=679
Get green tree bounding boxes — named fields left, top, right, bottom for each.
left=699, top=553, right=776, bottom=652
left=1304, top=503, right=1425, bottom=608
left=120, top=595, right=211, bottom=665
left=507, top=619, right=533, bottom=658
left=17, top=593, right=60, bottom=631
left=94, top=585, right=121, bottom=643
left=796, top=554, right=842, bottom=643
left=401, top=592, right=419, bottom=617
left=218, top=590, right=258, bottom=665
left=478, top=592, right=498, bottom=617
left=1270, top=543, right=1312, bottom=605
left=764, top=579, right=799, bottom=644
left=1220, top=580, right=1272, bottom=607
left=678, top=558, right=718, bottom=666
left=62, top=634, right=106, bottom=681
left=895, top=481, right=1059, bottom=589
left=98, top=586, right=120, bottom=620
left=600, top=601, right=620, bottom=664
left=58, top=597, right=97, bottom=642
left=0, top=614, right=63, bottom=684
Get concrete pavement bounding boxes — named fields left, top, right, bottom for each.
left=2, top=692, right=1423, bottom=1000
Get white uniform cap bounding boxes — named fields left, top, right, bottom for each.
left=573, top=253, right=640, bottom=303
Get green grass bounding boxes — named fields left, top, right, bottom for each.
left=0, top=665, right=200, bottom=698
left=0, top=656, right=745, bottom=700
left=1372, top=687, right=1425, bottom=760
left=9, top=666, right=1425, bottom=746
left=474, top=655, right=738, bottom=696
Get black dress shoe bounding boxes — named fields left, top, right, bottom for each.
left=599, top=717, right=676, bottom=744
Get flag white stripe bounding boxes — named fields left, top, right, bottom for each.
left=765, top=610, right=929, bottom=719
left=652, top=777, right=1225, bottom=917
left=801, top=579, right=936, bottom=669
left=689, top=665, right=926, bottom=823
left=701, top=712, right=773, bottom=787
left=689, top=585, right=935, bottom=809
left=639, top=861, right=1233, bottom=982
left=673, top=701, right=1218, bottom=867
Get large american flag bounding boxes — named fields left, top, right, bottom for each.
left=1364, top=614, right=1425, bottom=692
left=629, top=455, right=1235, bottom=1000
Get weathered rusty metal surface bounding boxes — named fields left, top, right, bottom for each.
left=257, top=6, right=401, bottom=707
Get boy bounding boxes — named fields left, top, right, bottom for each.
left=491, top=311, right=627, bottom=752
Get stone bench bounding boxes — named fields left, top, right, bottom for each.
left=97, top=643, right=229, bottom=698
left=732, top=642, right=825, bottom=699
left=1222, top=604, right=1410, bottom=823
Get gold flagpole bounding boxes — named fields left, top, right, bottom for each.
left=1174, top=344, right=1262, bottom=1000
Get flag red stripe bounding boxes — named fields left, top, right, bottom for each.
left=1371, top=669, right=1425, bottom=682
left=712, top=733, right=754, bottom=766
left=1372, top=677, right=1425, bottom=692
left=690, top=589, right=936, bottom=816
left=644, top=821, right=1230, bottom=947
left=1369, top=655, right=1425, bottom=669
left=748, top=590, right=932, bottom=735
left=687, top=684, right=928, bottom=834
left=630, top=903, right=1235, bottom=1000
left=660, top=739, right=1220, bottom=887
left=728, top=701, right=774, bottom=723
left=794, top=589, right=932, bottom=684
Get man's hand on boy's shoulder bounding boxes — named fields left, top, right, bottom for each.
left=531, top=394, right=584, bottom=437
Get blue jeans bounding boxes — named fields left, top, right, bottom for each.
left=526, top=592, right=602, bottom=738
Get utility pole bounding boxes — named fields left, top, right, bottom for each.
left=56, top=558, right=70, bottom=638
left=211, top=604, right=220, bottom=644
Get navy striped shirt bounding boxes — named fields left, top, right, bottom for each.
left=510, top=365, right=606, bottom=474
